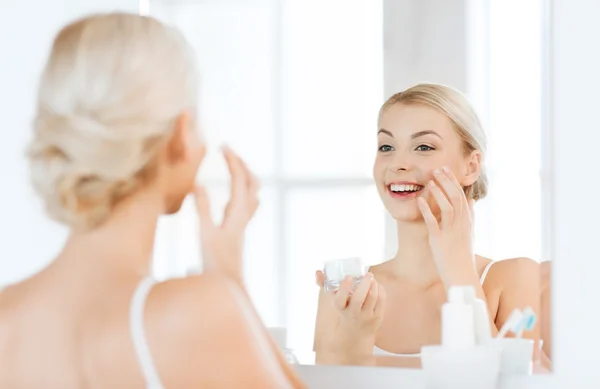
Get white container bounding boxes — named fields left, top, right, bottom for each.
left=441, top=286, right=475, bottom=348
left=421, top=344, right=502, bottom=389
left=323, top=257, right=365, bottom=293
left=493, top=338, right=534, bottom=375
left=420, top=286, right=501, bottom=388
left=463, top=286, right=493, bottom=344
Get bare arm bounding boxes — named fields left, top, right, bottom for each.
left=490, top=258, right=544, bottom=363
left=540, top=261, right=552, bottom=360
left=148, top=274, right=307, bottom=389
left=313, top=287, right=336, bottom=353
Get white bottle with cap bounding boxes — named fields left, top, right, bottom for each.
left=421, top=286, right=501, bottom=389
left=462, top=286, right=493, bottom=345
left=442, top=286, right=476, bottom=348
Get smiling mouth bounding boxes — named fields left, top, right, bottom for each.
left=387, top=183, right=425, bottom=198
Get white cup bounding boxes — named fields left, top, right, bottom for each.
left=493, top=338, right=534, bottom=375
left=323, top=257, right=365, bottom=293
left=421, top=343, right=502, bottom=389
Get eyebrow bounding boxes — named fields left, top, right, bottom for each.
left=377, top=129, right=394, bottom=137
left=377, top=129, right=443, bottom=140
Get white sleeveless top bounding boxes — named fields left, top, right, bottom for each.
left=130, top=277, right=165, bottom=389
left=372, top=261, right=496, bottom=357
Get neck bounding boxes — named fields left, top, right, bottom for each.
left=55, top=188, right=164, bottom=281
left=387, top=220, right=440, bottom=285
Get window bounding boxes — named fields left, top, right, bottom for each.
left=149, top=0, right=385, bottom=350
left=466, top=0, right=544, bottom=262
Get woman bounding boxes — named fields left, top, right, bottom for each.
left=314, top=83, right=544, bottom=366
left=0, top=13, right=306, bottom=389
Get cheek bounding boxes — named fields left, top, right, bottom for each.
left=421, top=167, right=438, bottom=184
left=372, top=158, right=384, bottom=179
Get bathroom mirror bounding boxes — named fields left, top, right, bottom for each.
left=146, top=0, right=551, bottom=373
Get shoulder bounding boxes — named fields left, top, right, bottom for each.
left=486, top=257, right=540, bottom=288
left=143, top=274, right=282, bottom=387
left=147, top=273, right=247, bottom=346
left=485, top=257, right=541, bottom=316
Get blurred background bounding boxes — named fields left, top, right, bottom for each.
left=0, top=0, right=546, bottom=354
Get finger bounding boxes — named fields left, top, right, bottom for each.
left=418, top=197, right=440, bottom=237
left=374, top=283, right=386, bottom=317
left=433, top=167, right=464, bottom=215
left=222, top=146, right=248, bottom=226
left=193, top=185, right=215, bottom=231
left=442, top=166, right=465, bottom=194
left=427, top=180, right=453, bottom=226
left=237, top=155, right=261, bottom=215
left=237, top=153, right=258, bottom=190
left=333, top=276, right=353, bottom=310
left=362, top=280, right=379, bottom=312
left=349, top=273, right=373, bottom=315
left=315, top=270, right=326, bottom=288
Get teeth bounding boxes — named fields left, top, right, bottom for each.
left=390, top=184, right=422, bottom=192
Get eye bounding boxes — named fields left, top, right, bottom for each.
left=415, top=144, right=435, bottom=152
left=378, top=145, right=394, bottom=152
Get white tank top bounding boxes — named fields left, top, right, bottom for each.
left=372, top=261, right=496, bottom=357
left=130, top=277, right=165, bottom=389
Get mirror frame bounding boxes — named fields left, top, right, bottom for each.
left=136, top=0, right=596, bottom=387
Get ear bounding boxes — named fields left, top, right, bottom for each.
left=165, top=110, right=193, bottom=165
left=462, top=150, right=482, bottom=187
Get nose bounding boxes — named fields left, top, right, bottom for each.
left=389, top=152, right=410, bottom=172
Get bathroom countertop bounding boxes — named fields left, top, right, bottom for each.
left=295, top=364, right=556, bottom=389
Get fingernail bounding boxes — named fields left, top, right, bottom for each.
left=434, top=169, right=441, bottom=175
left=428, top=180, right=435, bottom=187
left=442, top=166, right=450, bottom=173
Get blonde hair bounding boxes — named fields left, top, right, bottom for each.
left=379, top=83, right=488, bottom=201
left=27, top=13, right=198, bottom=229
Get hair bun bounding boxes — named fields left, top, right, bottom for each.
left=28, top=13, right=198, bottom=229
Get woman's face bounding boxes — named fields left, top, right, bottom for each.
left=373, top=103, right=480, bottom=222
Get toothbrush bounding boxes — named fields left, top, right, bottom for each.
left=496, top=308, right=523, bottom=339
left=516, top=308, right=537, bottom=338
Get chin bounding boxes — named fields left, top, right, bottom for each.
left=378, top=190, right=422, bottom=222
left=164, top=193, right=187, bottom=215
left=387, top=206, right=424, bottom=223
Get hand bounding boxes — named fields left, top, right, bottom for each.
left=417, top=166, right=477, bottom=287
left=316, top=271, right=386, bottom=354
left=194, top=146, right=260, bottom=286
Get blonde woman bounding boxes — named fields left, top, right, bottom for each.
left=314, top=83, right=545, bottom=367
left=0, top=13, right=306, bottom=389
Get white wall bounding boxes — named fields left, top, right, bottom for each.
left=383, top=0, right=468, bottom=93
left=0, top=0, right=138, bottom=285
left=551, top=0, right=600, bottom=381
